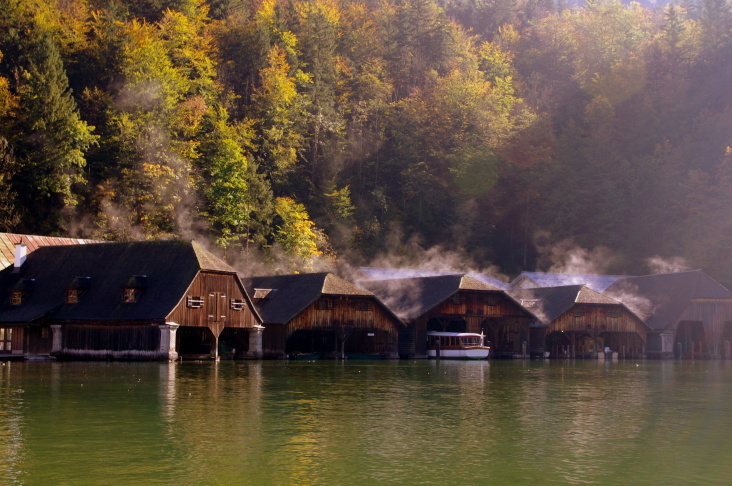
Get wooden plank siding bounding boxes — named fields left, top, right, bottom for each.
left=674, top=299, right=732, bottom=358
left=166, top=271, right=259, bottom=334
left=262, top=295, right=400, bottom=358
left=63, top=324, right=160, bottom=353
left=548, top=304, right=647, bottom=339
left=426, top=291, right=528, bottom=320
left=546, top=304, right=648, bottom=358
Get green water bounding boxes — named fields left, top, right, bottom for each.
left=1, top=359, right=731, bottom=485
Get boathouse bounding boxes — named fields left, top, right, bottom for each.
left=605, top=270, right=732, bottom=359
left=0, top=241, right=261, bottom=360
left=360, top=275, right=539, bottom=358
left=510, top=285, right=649, bottom=359
left=242, top=273, right=403, bottom=359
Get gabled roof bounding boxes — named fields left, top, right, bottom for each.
left=509, top=285, right=623, bottom=324
left=0, top=232, right=99, bottom=269
left=0, top=240, right=236, bottom=323
left=605, top=270, right=732, bottom=330
left=360, top=274, right=504, bottom=320
left=510, top=272, right=629, bottom=292
left=359, top=267, right=510, bottom=290
left=241, top=272, right=390, bottom=325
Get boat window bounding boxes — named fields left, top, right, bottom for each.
left=462, top=336, right=480, bottom=346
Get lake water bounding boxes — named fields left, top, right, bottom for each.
left=1, top=359, right=731, bottom=485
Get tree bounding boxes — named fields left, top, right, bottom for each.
left=272, top=196, right=331, bottom=271
left=0, top=11, right=96, bottom=233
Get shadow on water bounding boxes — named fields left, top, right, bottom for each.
left=2, top=359, right=732, bottom=485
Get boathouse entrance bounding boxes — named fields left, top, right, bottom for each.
left=675, top=320, right=706, bottom=358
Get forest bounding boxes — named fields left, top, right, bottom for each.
left=0, top=0, right=731, bottom=283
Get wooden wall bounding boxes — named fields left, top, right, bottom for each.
left=262, top=295, right=401, bottom=357
left=62, top=324, right=160, bottom=352
left=675, top=299, right=732, bottom=357
left=167, top=272, right=259, bottom=334
left=428, top=290, right=529, bottom=319
left=548, top=304, right=648, bottom=341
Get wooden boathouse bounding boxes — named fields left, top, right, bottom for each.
left=0, top=240, right=261, bottom=360
left=510, top=285, right=649, bottom=359
left=606, top=270, right=732, bottom=359
left=241, top=273, right=403, bottom=359
left=361, top=274, right=539, bottom=358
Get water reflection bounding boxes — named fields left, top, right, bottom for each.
left=2, top=360, right=732, bottom=484
left=0, top=362, right=25, bottom=485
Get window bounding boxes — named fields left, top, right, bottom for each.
left=66, top=289, right=79, bottom=304
left=451, top=294, right=462, bottom=305
left=357, top=301, right=371, bottom=311
left=574, top=308, right=584, bottom=317
left=187, top=296, right=204, bottom=308
left=10, top=291, right=22, bottom=306
left=230, top=299, right=246, bottom=311
left=0, top=328, right=11, bottom=351
left=41, top=327, right=49, bottom=339
left=608, top=308, right=620, bottom=318
left=123, top=288, right=138, bottom=303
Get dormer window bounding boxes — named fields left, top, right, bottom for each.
left=66, top=289, right=79, bottom=304
left=66, top=276, right=91, bottom=304
left=11, top=291, right=22, bottom=306
left=122, top=275, right=147, bottom=304
left=10, top=278, right=35, bottom=306
left=253, top=288, right=277, bottom=302
left=123, top=288, right=138, bottom=303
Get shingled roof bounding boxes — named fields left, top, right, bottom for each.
left=0, top=240, right=236, bottom=323
left=360, top=274, right=504, bottom=320
left=605, top=270, right=732, bottom=330
left=241, top=272, right=384, bottom=325
left=509, top=285, right=624, bottom=324
left=510, top=272, right=630, bottom=292
left=0, top=232, right=99, bottom=269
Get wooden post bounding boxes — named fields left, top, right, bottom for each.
left=436, top=337, right=441, bottom=359
left=210, top=333, right=219, bottom=360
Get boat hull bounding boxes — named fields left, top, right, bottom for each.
left=426, top=348, right=490, bottom=360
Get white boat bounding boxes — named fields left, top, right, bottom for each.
left=426, top=331, right=490, bottom=359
